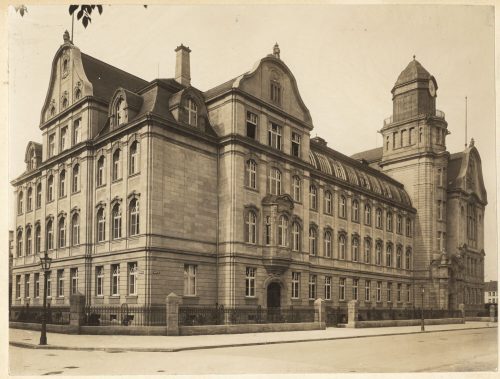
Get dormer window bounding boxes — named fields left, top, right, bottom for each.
left=115, top=98, right=126, bottom=126
left=187, top=99, right=198, bottom=127
left=270, top=80, right=281, bottom=105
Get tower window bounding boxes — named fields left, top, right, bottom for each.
left=270, top=80, right=281, bottom=105
left=291, top=132, right=301, bottom=157
left=246, top=111, right=258, bottom=139
left=268, top=123, right=282, bottom=150
left=187, top=99, right=198, bottom=127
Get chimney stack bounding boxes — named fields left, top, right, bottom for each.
left=175, top=44, right=191, bottom=87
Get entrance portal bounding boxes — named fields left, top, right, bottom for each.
left=267, top=282, right=281, bottom=308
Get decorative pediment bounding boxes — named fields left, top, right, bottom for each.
left=70, top=206, right=80, bottom=216
left=261, top=193, right=294, bottom=211
left=127, top=190, right=141, bottom=200
left=95, top=200, right=106, bottom=209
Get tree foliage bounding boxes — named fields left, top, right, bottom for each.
left=14, top=5, right=28, bottom=17
left=69, top=5, right=103, bottom=28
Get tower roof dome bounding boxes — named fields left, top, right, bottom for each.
left=394, top=57, right=431, bottom=87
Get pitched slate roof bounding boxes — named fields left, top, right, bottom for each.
left=395, top=59, right=431, bottom=86
left=447, top=151, right=464, bottom=188
left=350, top=147, right=383, bottom=164
left=81, top=53, right=149, bottom=102
left=204, top=77, right=240, bottom=99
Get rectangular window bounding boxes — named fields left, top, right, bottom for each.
left=73, top=119, right=81, bottom=145
left=401, top=130, right=406, bottom=147
left=96, top=266, right=104, bottom=296
left=246, top=111, right=258, bottom=139
left=308, top=275, right=317, bottom=300
left=324, top=276, right=332, bottom=300
left=406, top=284, right=411, bottom=303
left=291, top=132, right=301, bottom=157
left=339, top=278, right=346, bottom=301
left=365, top=280, right=371, bottom=302
left=24, top=274, right=30, bottom=298
left=34, top=273, right=40, bottom=298
left=48, top=134, right=56, bottom=157
left=16, top=275, right=21, bottom=299
left=437, top=200, right=442, bottom=220
left=111, top=264, right=120, bottom=296
left=184, top=264, right=197, bottom=296
left=409, top=127, right=414, bottom=145
left=268, top=123, right=282, bottom=150
left=46, top=271, right=52, bottom=297
left=57, top=269, right=64, bottom=297
left=265, top=216, right=271, bottom=245
left=245, top=267, right=256, bottom=297
left=60, top=126, right=68, bottom=151
left=377, top=281, right=382, bottom=302
left=352, top=279, right=359, bottom=301
left=128, top=262, right=138, bottom=295
left=397, top=283, right=402, bottom=302
left=392, top=132, right=397, bottom=149
left=291, top=272, right=300, bottom=299
left=70, top=268, right=78, bottom=295
left=270, top=81, right=281, bottom=104
left=387, top=282, right=392, bottom=303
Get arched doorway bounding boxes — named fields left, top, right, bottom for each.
left=267, top=282, right=281, bottom=308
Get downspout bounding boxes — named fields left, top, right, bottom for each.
left=215, top=144, right=220, bottom=306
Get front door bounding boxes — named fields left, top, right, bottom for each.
left=267, top=282, right=281, bottom=308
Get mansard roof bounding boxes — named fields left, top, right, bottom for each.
left=394, top=58, right=432, bottom=87
left=309, top=139, right=413, bottom=209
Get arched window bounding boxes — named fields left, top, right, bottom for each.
left=396, top=246, right=402, bottom=268
left=352, top=236, right=359, bottom=262
left=115, top=98, right=125, bottom=126
left=112, top=149, right=121, bottom=181
left=245, top=210, right=257, bottom=244
left=386, top=244, right=393, bottom=267
left=72, top=164, right=80, bottom=193
left=129, top=199, right=140, bottom=236
left=396, top=215, right=403, bottom=234
left=129, top=141, right=139, bottom=175
left=71, top=213, right=80, bottom=246
left=278, top=215, right=288, bottom=247
left=339, top=196, right=346, bottom=218
left=364, top=239, right=371, bottom=263
left=58, top=217, right=66, bottom=248
left=406, top=218, right=412, bottom=237
left=292, top=176, right=301, bottom=202
left=112, top=203, right=122, bottom=239
left=376, top=208, right=383, bottom=228
left=352, top=200, right=359, bottom=222
left=324, top=230, right=332, bottom=258
left=97, top=156, right=105, bottom=186
left=27, top=187, right=33, bottom=212
left=309, top=185, right=318, bottom=210
left=364, top=204, right=371, bottom=225
left=59, top=170, right=66, bottom=197
left=245, top=160, right=257, bottom=189
left=36, top=183, right=42, bottom=208
left=309, top=227, right=317, bottom=256
left=376, top=242, right=382, bottom=265
left=46, top=220, right=53, bottom=250
left=18, top=191, right=23, bottom=214
left=47, top=176, right=54, bottom=202
left=386, top=212, right=393, bottom=232
left=338, top=234, right=346, bottom=260
left=97, top=208, right=106, bottom=242
left=17, top=230, right=23, bottom=257
left=292, top=222, right=300, bottom=251
left=26, top=226, right=32, bottom=256
left=324, top=191, right=332, bottom=214
left=187, top=99, right=198, bottom=126
left=405, top=248, right=412, bottom=270
left=35, top=225, right=41, bottom=254
left=269, top=168, right=281, bottom=195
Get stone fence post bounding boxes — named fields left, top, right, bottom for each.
left=347, top=300, right=358, bottom=328
left=166, top=292, right=182, bottom=336
left=69, top=293, right=86, bottom=328
left=490, top=304, right=496, bottom=323
left=459, top=303, right=465, bottom=323
left=314, top=298, right=326, bottom=328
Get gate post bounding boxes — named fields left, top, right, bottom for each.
left=314, top=298, right=326, bottom=329
left=70, top=293, right=86, bottom=332
left=347, top=300, right=359, bottom=328
left=166, top=292, right=182, bottom=336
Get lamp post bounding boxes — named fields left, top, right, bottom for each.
left=39, top=251, right=52, bottom=345
left=420, top=285, right=425, bottom=332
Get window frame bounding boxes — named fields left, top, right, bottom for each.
left=184, top=264, right=197, bottom=296
left=245, top=267, right=256, bottom=297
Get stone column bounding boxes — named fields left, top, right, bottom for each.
left=166, top=292, right=182, bottom=336
left=69, top=293, right=86, bottom=328
left=459, top=303, right=465, bottom=323
left=347, top=300, right=358, bottom=328
left=489, top=305, right=496, bottom=323
left=314, top=298, right=326, bottom=328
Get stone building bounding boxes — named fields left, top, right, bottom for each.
left=484, top=281, right=497, bottom=305
left=10, top=34, right=487, bottom=312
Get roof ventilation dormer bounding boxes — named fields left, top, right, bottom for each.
left=175, top=44, right=191, bottom=87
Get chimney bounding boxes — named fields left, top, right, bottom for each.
left=175, top=44, right=191, bottom=87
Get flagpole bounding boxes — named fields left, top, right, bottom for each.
left=465, top=96, right=468, bottom=148
left=71, top=12, right=74, bottom=43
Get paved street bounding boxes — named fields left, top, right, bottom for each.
left=9, top=328, right=497, bottom=375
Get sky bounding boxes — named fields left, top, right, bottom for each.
left=6, top=4, right=498, bottom=280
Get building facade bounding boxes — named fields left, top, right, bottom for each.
left=484, top=281, right=497, bottom=305
left=10, top=34, right=487, bottom=312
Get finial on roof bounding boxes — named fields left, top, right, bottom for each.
left=470, top=137, right=475, bottom=147
left=413, top=54, right=416, bottom=60
left=63, top=30, right=70, bottom=43
left=273, top=42, right=280, bottom=59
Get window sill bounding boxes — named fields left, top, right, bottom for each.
left=126, top=295, right=138, bottom=299
left=183, top=295, right=198, bottom=299
left=59, top=195, right=67, bottom=200
left=96, top=184, right=106, bottom=189
left=72, top=190, right=81, bottom=195
left=128, top=172, right=141, bottom=179
left=244, top=186, right=259, bottom=193
left=111, top=179, right=123, bottom=184
left=110, top=295, right=121, bottom=298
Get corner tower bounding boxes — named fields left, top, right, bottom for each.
left=380, top=57, right=451, bottom=309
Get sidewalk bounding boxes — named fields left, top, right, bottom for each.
left=10, top=321, right=496, bottom=352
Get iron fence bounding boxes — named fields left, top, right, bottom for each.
left=179, top=305, right=315, bottom=326
left=83, top=304, right=166, bottom=326
left=9, top=304, right=70, bottom=325
left=325, top=306, right=348, bottom=326
left=356, top=307, right=462, bottom=322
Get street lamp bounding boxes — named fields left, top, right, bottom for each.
left=420, top=285, right=425, bottom=332
left=39, top=251, right=52, bottom=345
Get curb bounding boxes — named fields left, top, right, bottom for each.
left=10, top=325, right=497, bottom=353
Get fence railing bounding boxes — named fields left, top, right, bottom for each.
left=325, top=306, right=348, bottom=326
left=179, top=305, right=315, bottom=326
left=83, top=304, right=166, bottom=326
left=356, top=308, right=462, bottom=322
left=9, top=305, right=70, bottom=325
